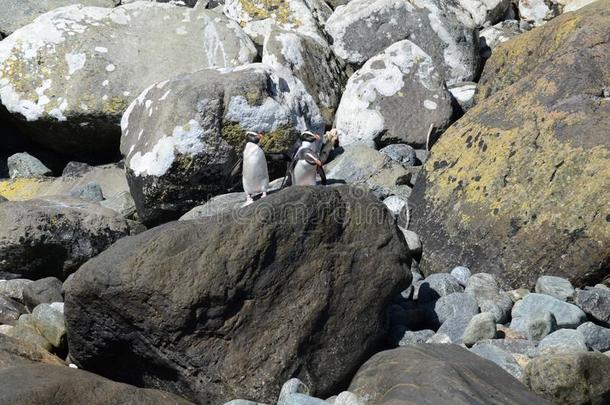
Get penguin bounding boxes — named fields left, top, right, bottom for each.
left=241, top=131, right=269, bottom=205
left=281, top=130, right=322, bottom=188
left=289, top=147, right=327, bottom=186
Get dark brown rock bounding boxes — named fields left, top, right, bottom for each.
left=64, top=186, right=411, bottom=404
left=410, top=1, right=610, bottom=288
left=0, top=364, right=193, bottom=405
left=348, top=344, right=549, bottom=404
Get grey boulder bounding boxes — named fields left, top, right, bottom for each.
left=464, top=273, right=513, bottom=323
left=23, top=277, right=63, bottom=311
left=335, top=40, right=454, bottom=149
left=525, top=311, right=556, bottom=342
left=437, top=313, right=473, bottom=344
left=121, top=64, right=324, bottom=225
left=470, top=342, right=523, bottom=380
left=416, top=273, right=463, bottom=303
left=577, top=322, right=610, bottom=352
left=535, top=275, right=574, bottom=301
left=31, top=304, right=66, bottom=349
left=379, top=144, right=418, bottom=168
left=7, top=153, right=52, bottom=179
left=511, top=293, right=587, bottom=330
left=450, top=266, right=472, bottom=286
left=0, top=2, right=256, bottom=158
left=68, top=182, right=104, bottom=203
left=179, top=193, right=246, bottom=221
left=537, top=329, right=588, bottom=356
left=462, top=312, right=496, bottom=347
left=0, top=197, right=131, bottom=280
left=0, top=296, right=27, bottom=325
left=397, top=330, right=435, bottom=346
left=575, top=287, right=610, bottom=327
left=433, top=292, right=479, bottom=325
left=325, top=0, right=479, bottom=85
left=0, top=279, right=33, bottom=302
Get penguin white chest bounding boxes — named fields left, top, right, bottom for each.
left=292, top=160, right=317, bottom=186
left=242, top=143, right=269, bottom=195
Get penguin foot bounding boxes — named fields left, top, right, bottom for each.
left=243, top=195, right=254, bottom=207
left=261, top=192, right=267, bottom=198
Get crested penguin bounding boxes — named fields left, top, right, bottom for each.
left=290, top=147, right=327, bottom=186
left=242, top=131, right=269, bottom=205
left=281, top=130, right=322, bottom=188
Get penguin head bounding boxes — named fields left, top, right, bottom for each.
left=300, top=130, right=321, bottom=143
left=302, top=149, right=322, bottom=167
left=246, top=131, right=263, bottom=144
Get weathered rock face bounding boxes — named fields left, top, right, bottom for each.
left=348, top=345, right=548, bottom=404
left=223, top=0, right=332, bottom=45
left=410, top=1, right=610, bottom=288
left=325, top=0, right=480, bottom=85
left=65, top=186, right=411, bottom=404
left=0, top=334, right=64, bottom=370
left=263, top=29, right=346, bottom=126
left=0, top=364, right=193, bottom=405
left=0, top=2, right=256, bottom=158
left=0, top=196, right=132, bottom=280
left=447, top=0, right=510, bottom=28
left=121, top=64, right=324, bottom=225
left=0, top=0, right=120, bottom=38
left=335, top=40, right=453, bottom=149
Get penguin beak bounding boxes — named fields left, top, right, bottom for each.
left=315, top=159, right=322, bottom=167
left=257, top=133, right=264, bottom=141
left=314, top=134, right=321, bottom=141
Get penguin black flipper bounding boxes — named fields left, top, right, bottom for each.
left=317, top=165, right=327, bottom=186
left=227, top=158, right=243, bottom=191
left=280, top=157, right=298, bottom=188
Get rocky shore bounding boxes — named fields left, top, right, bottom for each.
left=0, top=0, right=608, bottom=404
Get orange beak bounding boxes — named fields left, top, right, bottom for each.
left=315, top=159, right=322, bottom=167
left=258, top=133, right=264, bottom=141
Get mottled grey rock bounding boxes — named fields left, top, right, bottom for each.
left=283, top=394, right=329, bottom=405
left=479, top=20, right=524, bottom=59
left=475, top=339, right=537, bottom=357
left=575, top=287, right=610, bottom=327
left=379, top=144, right=417, bottom=168
left=512, top=293, right=587, bottom=330
left=31, top=303, right=65, bottom=348
left=400, top=230, right=422, bottom=257
left=448, top=0, right=510, bottom=28
left=0, top=197, right=131, bottom=281
left=22, top=277, right=63, bottom=311
left=524, top=352, right=610, bottom=405
left=324, top=146, right=411, bottom=200
left=434, top=292, right=479, bottom=325
left=0, top=3, right=257, bottom=158
left=0, top=279, right=33, bottom=302
left=398, top=330, right=435, bottom=346
left=535, top=276, right=574, bottom=301
left=100, top=191, right=137, bottom=218
left=538, top=329, right=588, bottom=356
left=6, top=315, right=51, bottom=351
left=263, top=29, right=346, bottom=126
left=224, top=401, right=266, bottom=405
left=465, top=273, right=513, bottom=323
left=335, top=40, right=454, bottom=149
left=0, top=296, right=27, bottom=324
left=426, top=333, right=452, bottom=344
left=278, top=378, right=310, bottom=405
left=417, top=273, right=463, bottom=303
left=0, top=0, right=120, bottom=37
left=382, top=196, right=407, bottom=218
left=507, top=288, right=530, bottom=302
left=471, top=343, right=523, bottom=380
left=450, top=266, right=472, bottom=286
left=437, top=313, right=473, bottom=344
left=332, top=391, right=364, bottom=405
left=577, top=322, right=610, bottom=352
left=518, top=0, right=559, bottom=26
left=121, top=64, right=323, bottom=225
left=462, top=312, right=496, bottom=346
left=325, top=0, right=479, bottom=85
left=7, top=153, right=52, bottom=179
left=526, top=311, right=556, bottom=342
left=69, top=181, right=104, bottom=202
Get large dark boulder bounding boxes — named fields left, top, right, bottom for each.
left=0, top=364, right=193, bottom=404
left=0, top=196, right=132, bottom=280
left=348, top=344, right=549, bottom=404
left=410, top=1, right=610, bottom=288
left=65, top=186, right=411, bottom=404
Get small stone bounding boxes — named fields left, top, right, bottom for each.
left=100, top=191, right=137, bottom=218
left=465, top=273, right=513, bottom=323
left=0, top=324, right=13, bottom=335
left=0, top=296, right=27, bottom=324
left=507, top=288, right=530, bottom=302
left=398, top=330, right=435, bottom=346
left=577, top=322, right=610, bottom=352
left=417, top=273, right=463, bottom=303
left=383, top=195, right=407, bottom=217
left=475, top=338, right=537, bottom=358
left=574, top=287, right=610, bottom=327
left=433, top=292, right=479, bottom=325
left=448, top=82, right=476, bottom=112
left=0, top=279, right=33, bottom=302
left=283, top=394, right=329, bottom=405
left=23, top=277, right=63, bottom=311
left=538, top=329, right=588, bottom=356
left=278, top=378, right=309, bottom=405
left=450, top=266, right=471, bottom=286
left=7, top=153, right=52, bottom=179
left=535, top=275, right=574, bottom=301
left=69, top=181, right=104, bottom=202
left=462, top=312, right=496, bottom=347
left=526, top=311, right=557, bottom=342
left=31, top=303, right=66, bottom=349
left=6, top=318, right=52, bottom=351
left=333, top=391, right=364, bottom=405
left=426, top=333, right=452, bottom=344
left=470, top=343, right=523, bottom=380
left=379, top=144, right=417, bottom=167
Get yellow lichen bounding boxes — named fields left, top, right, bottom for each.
left=0, top=179, right=50, bottom=201
left=238, top=0, right=301, bottom=26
